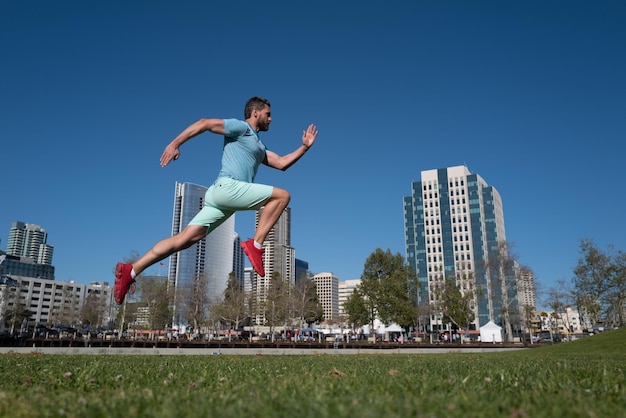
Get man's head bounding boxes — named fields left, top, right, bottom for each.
left=244, top=96, right=271, bottom=131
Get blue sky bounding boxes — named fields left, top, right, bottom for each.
left=2, top=1, right=625, bottom=306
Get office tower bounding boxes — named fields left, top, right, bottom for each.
left=312, top=272, right=339, bottom=322
left=168, top=182, right=242, bottom=327
left=6, top=221, right=54, bottom=265
left=294, top=258, right=310, bottom=287
left=252, top=207, right=294, bottom=325
left=403, top=165, right=520, bottom=333
left=338, top=279, right=361, bottom=318
left=232, top=235, right=245, bottom=289
left=517, top=268, right=536, bottom=311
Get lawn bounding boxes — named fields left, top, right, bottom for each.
left=0, top=329, right=624, bottom=418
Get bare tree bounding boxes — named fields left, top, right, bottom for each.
left=137, top=275, right=172, bottom=331
left=573, top=238, right=626, bottom=328
left=185, top=271, right=211, bottom=332
left=263, top=272, right=289, bottom=340
left=546, top=279, right=573, bottom=339
left=80, top=291, right=107, bottom=329
left=483, top=241, right=520, bottom=342
left=211, top=272, right=247, bottom=340
left=290, top=278, right=323, bottom=328
left=519, top=304, right=537, bottom=344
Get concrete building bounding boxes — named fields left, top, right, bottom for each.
left=312, top=272, right=339, bottom=322
left=0, top=274, right=113, bottom=332
left=338, top=279, right=360, bottom=318
left=517, top=268, right=537, bottom=310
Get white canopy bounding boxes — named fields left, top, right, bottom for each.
left=376, top=323, right=405, bottom=335
left=479, top=321, right=502, bottom=343
left=385, top=324, right=405, bottom=332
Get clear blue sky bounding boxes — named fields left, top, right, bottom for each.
left=2, top=1, right=625, bottom=306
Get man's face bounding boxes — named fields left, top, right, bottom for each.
left=255, top=105, right=272, bottom=131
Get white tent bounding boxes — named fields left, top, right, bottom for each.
left=385, top=324, right=404, bottom=332
left=479, top=321, right=503, bottom=343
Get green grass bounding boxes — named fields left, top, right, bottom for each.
left=1, top=330, right=625, bottom=418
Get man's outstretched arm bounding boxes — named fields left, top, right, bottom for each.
left=265, top=124, right=318, bottom=171
left=160, top=118, right=225, bottom=167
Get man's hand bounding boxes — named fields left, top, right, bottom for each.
left=160, top=144, right=180, bottom=167
left=302, top=124, right=318, bottom=149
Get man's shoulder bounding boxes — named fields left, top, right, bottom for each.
left=223, top=118, right=250, bottom=136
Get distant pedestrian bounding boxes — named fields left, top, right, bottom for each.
left=113, top=96, right=318, bottom=304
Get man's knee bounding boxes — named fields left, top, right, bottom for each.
left=179, top=226, right=207, bottom=248
left=275, top=188, right=290, bottom=204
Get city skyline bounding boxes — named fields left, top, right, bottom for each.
left=2, top=2, right=625, bottom=303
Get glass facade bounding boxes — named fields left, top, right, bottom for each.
left=169, top=182, right=241, bottom=326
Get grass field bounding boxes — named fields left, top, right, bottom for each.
left=0, top=329, right=624, bottom=418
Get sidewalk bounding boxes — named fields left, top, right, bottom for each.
left=0, top=346, right=526, bottom=355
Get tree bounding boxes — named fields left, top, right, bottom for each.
left=290, top=278, right=323, bottom=328
left=484, top=240, right=520, bottom=342
left=211, top=272, right=247, bottom=340
left=180, top=272, right=210, bottom=330
left=4, top=302, right=32, bottom=335
left=137, top=275, right=172, bottom=331
left=355, top=248, right=417, bottom=329
left=80, top=291, right=107, bottom=328
left=435, top=275, right=475, bottom=332
left=573, top=238, right=626, bottom=328
left=343, top=286, right=370, bottom=328
left=546, top=279, right=573, bottom=337
left=262, top=272, right=290, bottom=339
left=50, top=284, right=80, bottom=326
left=521, top=304, right=536, bottom=344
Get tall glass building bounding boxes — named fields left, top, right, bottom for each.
left=168, top=182, right=243, bottom=326
left=403, top=166, right=520, bottom=333
left=252, top=207, right=294, bottom=325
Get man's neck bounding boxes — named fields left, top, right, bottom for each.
left=246, top=118, right=258, bottom=132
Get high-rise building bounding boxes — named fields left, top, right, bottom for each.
left=517, top=268, right=536, bottom=310
left=312, top=272, right=339, bottom=322
left=338, top=279, right=361, bottom=318
left=252, top=207, right=295, bottom=325
left=403, top=165, right=520, bottom=333
left=294, top=258, right=310, bottom=287
left=168, top=182, right=242, bottom=326
left=6, top=222, right=54, bottom=265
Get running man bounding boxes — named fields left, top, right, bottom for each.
left=113, top=96, right=318, bottom=304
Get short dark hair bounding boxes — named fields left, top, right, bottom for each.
left=244, top=96, right=270, bottom=119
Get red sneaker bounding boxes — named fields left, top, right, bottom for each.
left=114, top=262, right=136, bottom=304
left=241, top=239, right=265, bottom=277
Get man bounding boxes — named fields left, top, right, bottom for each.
left=113, top=96, right=318, bottom=304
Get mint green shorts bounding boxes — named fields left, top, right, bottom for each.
left=188, top=177, right=273, bottom=233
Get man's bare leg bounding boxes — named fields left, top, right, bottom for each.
left=253, top=187, right=290, bottom=244
left=133, top=224, right=208, bottom=275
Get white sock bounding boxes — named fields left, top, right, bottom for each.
left=254, top=241, right=262, bottom=249
left=131, top=268, right=137, bottom=279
